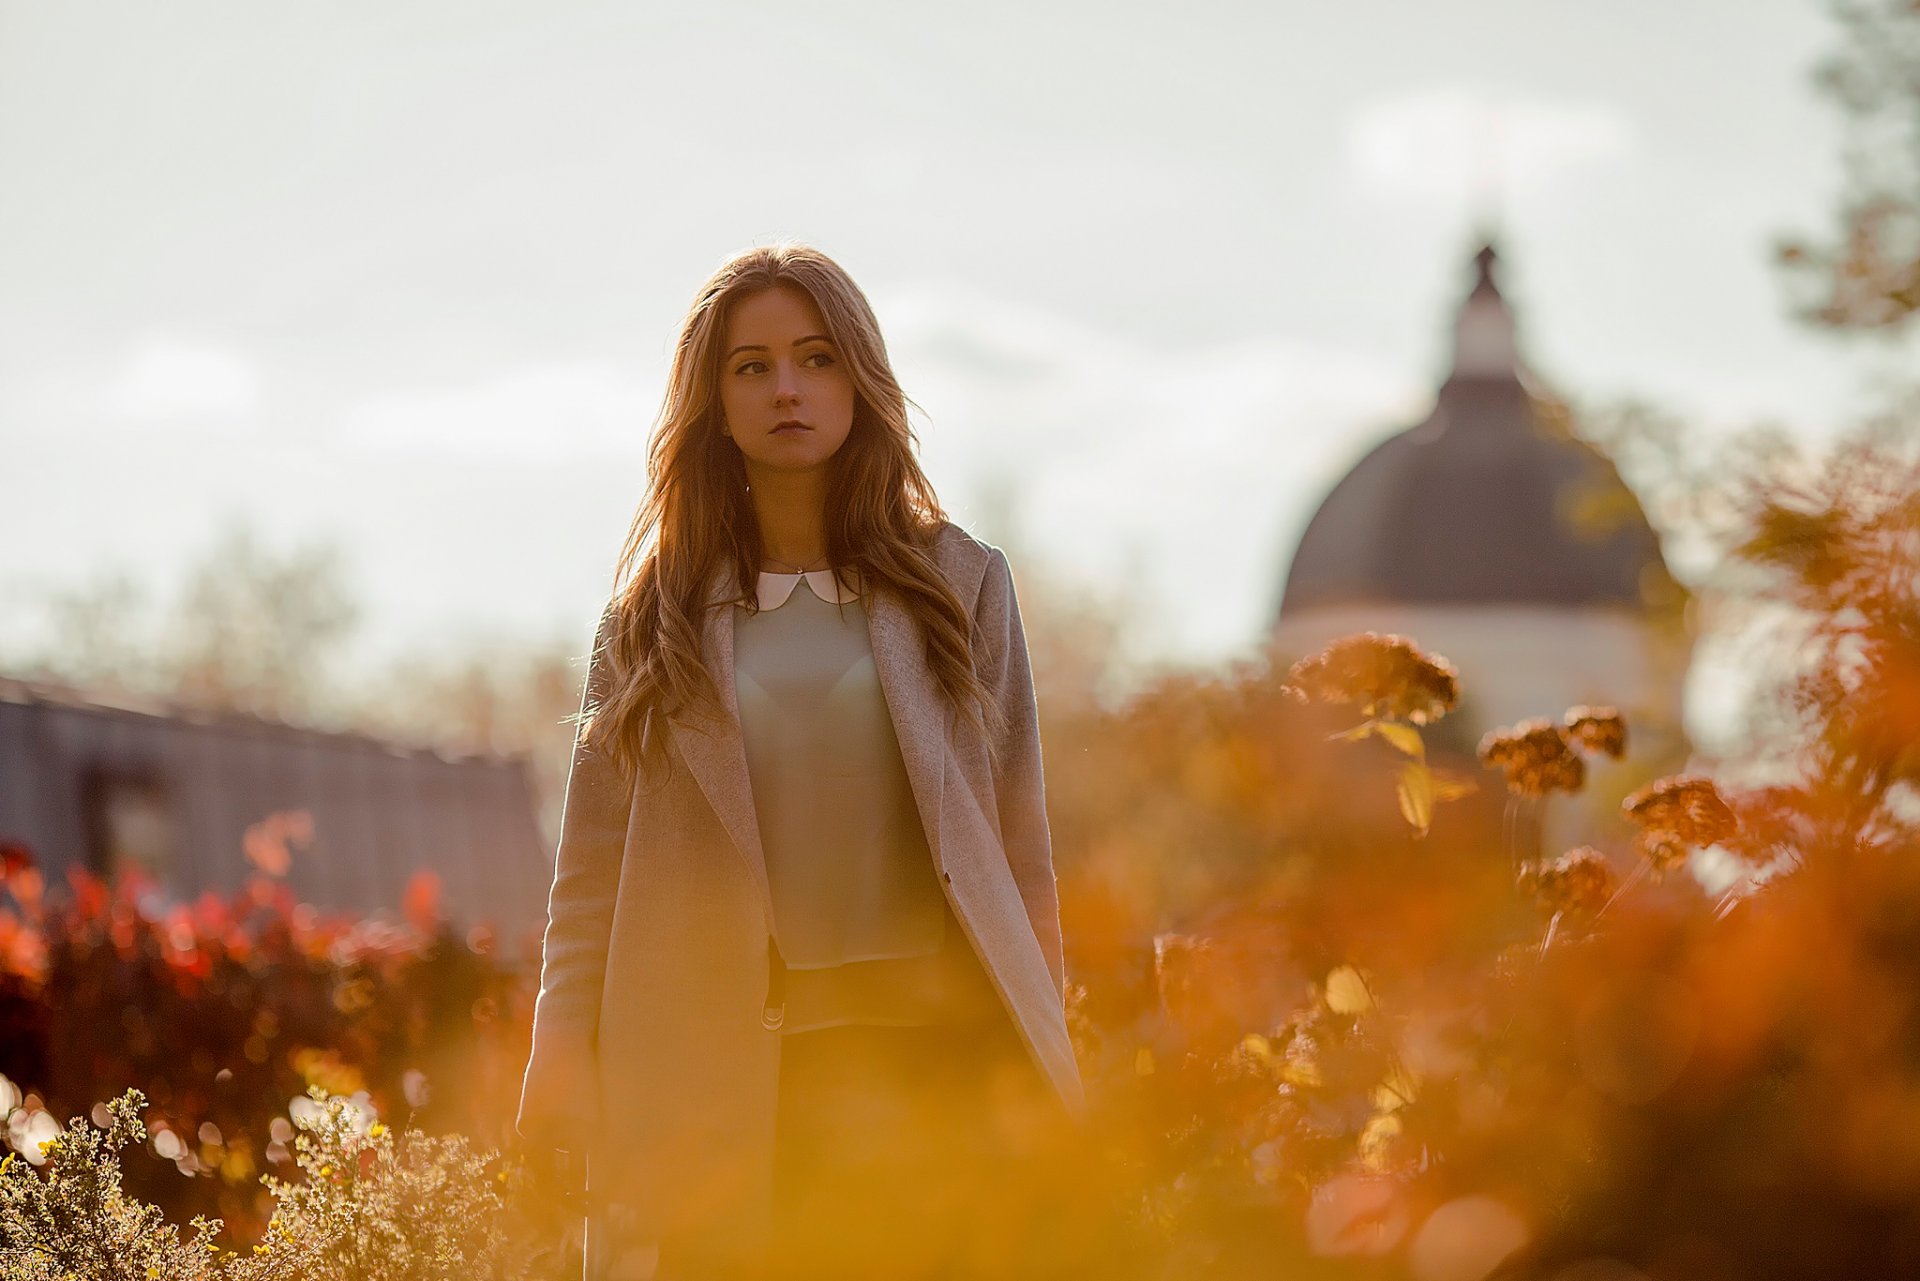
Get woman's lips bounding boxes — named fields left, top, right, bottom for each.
left=772, top=423, right=811, bottom=434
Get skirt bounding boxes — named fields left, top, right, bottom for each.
left=763, top=1010, right=1053, bottom=1281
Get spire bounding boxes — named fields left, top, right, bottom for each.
left=1447, top=235, right=1523, bottom=381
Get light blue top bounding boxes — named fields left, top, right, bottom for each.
left=733, top=567, right=1002, bottom=1033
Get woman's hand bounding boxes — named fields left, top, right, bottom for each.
left=521, top=1143, right=589, bottom=1214
left=515, top=1095, right=598, bottom=1162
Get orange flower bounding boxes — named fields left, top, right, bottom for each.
left=1563, top=705, right=1628, bottom=759
left=1519, top=847, right=1617, bottom=918
left=1633, top=828, right=1691, bottom=873
left=1284, top=633, right=1460, bottom=725
left=1622, top=774, right=1740, bottom=849
left=1478, top=718, right=1586, bottom=796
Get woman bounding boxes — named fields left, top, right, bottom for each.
left=514, top=242, right=1086, bottom=1280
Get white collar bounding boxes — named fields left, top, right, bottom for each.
left=753, top=567, right=860, bottom=610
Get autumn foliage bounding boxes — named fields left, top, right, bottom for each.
left=1041, top=428, right=1920, bottom=1280
left=2, top=430, right=1917, bottom=1278
left=0, top=851, right=532, bottom=1252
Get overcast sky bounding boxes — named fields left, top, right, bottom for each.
left=0, top=0, right=1892, bottom=701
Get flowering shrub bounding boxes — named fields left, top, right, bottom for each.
left=0, top=855, right=535, bottom=1249
left=0, top=1087, right=577, bottom=1280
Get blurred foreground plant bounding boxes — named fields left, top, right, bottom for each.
left=1058, top=426, right=1920, bottom=1281
left=0, top=1086, right=579, bottom=1281
left=0, top=833, right=533, bottom=1245
left=1282, top=632, right=1475, bottom=837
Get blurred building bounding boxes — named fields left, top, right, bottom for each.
left=0, top=675, right=551, bottom=952
left=1270, top=236, right=1693, bottom=855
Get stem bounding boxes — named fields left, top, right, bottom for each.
left=1503, top=795, right=1519, bottom=878
left=1539, top=909, right=1563, bottom=956
left=1594, top=857, right=1651, bottom=923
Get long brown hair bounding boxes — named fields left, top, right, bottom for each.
left=582, top=241, right=1002, bottom=781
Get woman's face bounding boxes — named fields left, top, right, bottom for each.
left=718, top=283, right=857, bottom=480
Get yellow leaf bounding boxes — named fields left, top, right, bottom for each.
left=1397, top=761, right=1436, bottom=836
left=1375, top=721, right=1426, bottom=760
left=1329, top=722, right=1377, bottom=744
left=1325, top=965, right=1374, bottom=1015
left=1281, top=1055, right=1323, bottom=1088
left=1372, top=1061, right=1420, bottom=1113
left=1359, top=1112, right=1404, bottom=1169
left=1431, top=768, right=1479, bottom=801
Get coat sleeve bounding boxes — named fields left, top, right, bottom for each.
left=976, top=546, right=1067, bottom=1007
left=515, top=604, right=632, bottom=1148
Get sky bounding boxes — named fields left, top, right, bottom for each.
left=0, top=0, right=1896, bottom=715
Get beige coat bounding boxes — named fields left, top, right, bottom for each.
left=516, top=521, right=1085, bottom=1270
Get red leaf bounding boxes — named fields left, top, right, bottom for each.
left=192, top=890, right=231, bottom=934
left=0, top=840, right=36, bottom=878
left=403, top=870, right=443, bottom=937
left=68, top=868, right=108, bottom=920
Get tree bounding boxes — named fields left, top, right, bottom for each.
left=1775, top=0, right=1920, bottom=334
left=26, top=520, right=357, bottom=725
left=164, top=521, right=360, bottom=725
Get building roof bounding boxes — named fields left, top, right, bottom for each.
left=0, top=674, right=551, bottom=950
left=0, top=675, right=518, bottom=765
left=1276, top=239, right=1672, bottom=618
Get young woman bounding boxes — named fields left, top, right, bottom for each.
left=514, top=242, right=1086, bottom=1280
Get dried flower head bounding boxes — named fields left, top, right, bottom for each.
left=1563, top=705, right=1628, bottom=759
left=1478, top=718, right=1587, bottom=796
left=1633, top=828, right=1691, bottom=873
left=1622, top=774, right=1741, bottom=849
left=1284, top=632, right=1460, bottom=725
left=1519, top=846, right=1618, bottom=918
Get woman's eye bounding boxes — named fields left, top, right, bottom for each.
left=732, top=352, right=832, bottom=375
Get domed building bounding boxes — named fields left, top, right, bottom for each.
left=1271, top=236, right=1693, bottom=855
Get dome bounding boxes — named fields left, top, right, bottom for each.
left=1276, top=240, right=1672, bottom=619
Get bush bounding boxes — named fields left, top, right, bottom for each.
left=0, top=860, right=535, bottom=1249
left=0, top=1087, right=578, bottom=1280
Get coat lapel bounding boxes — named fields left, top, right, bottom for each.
left=864, top=574, right=951, bottom=872
left=670, top=563, right=952, bottom=927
